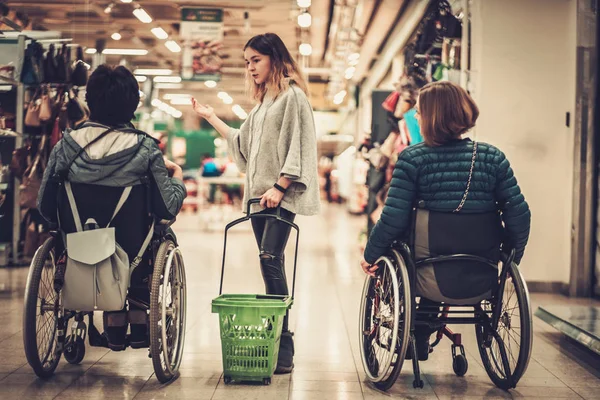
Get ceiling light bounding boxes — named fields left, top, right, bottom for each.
left=104, top=3, right=114, bottom=14
left=217, top=91, right=228, bottom=100
left=223, top=96, right=233, bottom=105
left=135, top=75, right=147, bottom=82
left=111, top=32, right=122, bottom=41
left=297, top=0, right=311, bottom=7
left=133, top=7, right=153, bottom=24
left=204, top=80, right=217, bottom=88
left=120, top=0, right=133, bottom=3
left=133, top=68, right=172, bottom=76
left=348, top=52, right=360, bottom=61
left=348, top=59, right=359, bottom=66
left=299, top=43, right=312, bottom=56
left=297, top=12, right=312, bottom=28
left=333, top=97, right=344, bottom=105
left=151, top=27, right=169, bottom=40
left=170, top=98, right=192, bottom=105
left=165, top=40, right=181, bottom=53
left=345, top=66, right=355, bottom=76
left=151, top=98, right=162, bottom=107
left=154, top=83, right=183, bottom=89
left=85, top=48, right=97, bottom=54
left=172, top=110, right=183, bottom=119
left=163, top=93, right=191, bottom=100
left=102, top=48, right=148, bottom=55
left=153, top=76, right=182, bottom=83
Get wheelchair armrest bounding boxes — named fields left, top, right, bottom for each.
left=155, top=218, right=176, bottom=228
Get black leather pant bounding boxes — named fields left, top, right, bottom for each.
left=251, top=207, right=296, bottom=332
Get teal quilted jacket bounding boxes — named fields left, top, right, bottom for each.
left=364, top=138, right=531, bottom=264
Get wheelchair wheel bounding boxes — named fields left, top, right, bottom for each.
left=23, top=237, right=62, bottom=378
left=359, top=250, right=411, bottom=391
left=476, top=263, right=532, bottom=390
left=150, top=240, right=187, bottom=383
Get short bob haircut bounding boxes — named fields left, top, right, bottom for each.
left=417, top=81, right=479, bottom=146
left=85, top=64, right=140, bottom=126
left=243, top=33, right=308, bottom=102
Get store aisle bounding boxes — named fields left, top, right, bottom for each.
left=0, top=203, right=599, bottom=399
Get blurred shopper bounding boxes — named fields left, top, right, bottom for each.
left=192, top=32, right=320, bottom=373
left=360, top=81, right=531, bottom=359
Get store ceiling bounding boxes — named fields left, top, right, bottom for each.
left=3, top=0, right=415, bottom=121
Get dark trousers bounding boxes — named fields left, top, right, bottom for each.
left=251, top=207, right=296, bottom=332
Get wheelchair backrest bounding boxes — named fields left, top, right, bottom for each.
left=57, top=182, right=152, bottom=261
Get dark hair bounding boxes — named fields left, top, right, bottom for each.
left=418, top=81, right=479, bottom=146
left=85, top=64, right=140, bottom=126
left=243, top=33, right=308, bottom=101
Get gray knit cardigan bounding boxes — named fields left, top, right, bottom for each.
left=227, top=85, right=321, bottom=216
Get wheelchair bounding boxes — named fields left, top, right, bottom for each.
left=22, top=202, right=187, bottom=383
left=359, top=210, right=533, bottom=392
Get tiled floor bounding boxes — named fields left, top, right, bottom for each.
left=0, top=203, right=599, bottom=399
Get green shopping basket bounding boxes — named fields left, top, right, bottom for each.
left=212, top=198, right=299, bottom=385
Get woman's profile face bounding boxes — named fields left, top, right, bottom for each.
left=244, top=47, right=271, bottom=85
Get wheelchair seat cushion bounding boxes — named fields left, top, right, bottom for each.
left=413, top=209, right=503, bottom=304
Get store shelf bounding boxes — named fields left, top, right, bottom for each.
left=0, top=75, right=19, bottom=86
left=535, top=305, right=600, bottom=355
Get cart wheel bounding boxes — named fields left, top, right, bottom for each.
left=263, top=377, right=271, bottom=386
left=223, top=376, right=232, bottom=384
left=64, top=336, right=86, bottom=365
left=413, top=379, right=424, bottom=388
left=453, top=354, right=468, bottom=377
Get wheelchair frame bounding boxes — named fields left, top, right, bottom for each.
left=22, top=219, right=187, bottom=383
left=359, top=242, right=533, bottom=392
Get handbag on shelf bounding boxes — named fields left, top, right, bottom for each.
left=55, top=44, right=68, bottom=83
left=43, top=44, right=58, bottom=84
left=24, top=99, right=41, bottom=127
left=10, top=143, right=31, bottom=180
left=38, top=91, right=52, bottom=122
left=20, top=135, right=48, bottom=209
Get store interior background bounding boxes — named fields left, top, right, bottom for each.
left=0, top=0, right=598, bottom=353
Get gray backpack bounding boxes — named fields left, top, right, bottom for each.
left=61, top=181, right=154, bottom=311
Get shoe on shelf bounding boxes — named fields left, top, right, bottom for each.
left=275, top=331, right=294, bottom=374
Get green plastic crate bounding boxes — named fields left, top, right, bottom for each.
left=212, top=294, right=293, bottom=383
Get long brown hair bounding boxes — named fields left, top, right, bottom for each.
left=418, top=81, right=479, bottom=146
left=244, top=33, right=308, bottom=102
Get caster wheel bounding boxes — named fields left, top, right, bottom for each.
left=223, top=376, right=232, bottom=384
left=263, top=377, right=271, bottom=385
left=64, top=336, right=86, bottom=365
left=452, top=354, right=468, bottom=377
left=413, top=379, right=424, bottom=388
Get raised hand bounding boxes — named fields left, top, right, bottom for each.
left=191, top=97, right=215, bottom=120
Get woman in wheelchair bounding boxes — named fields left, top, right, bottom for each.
left=359, top=81, right=531, bottom=389
left=35, top=66, right=186, bottom=355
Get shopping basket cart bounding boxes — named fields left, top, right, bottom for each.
left=212, top=198, right=299, bottom=385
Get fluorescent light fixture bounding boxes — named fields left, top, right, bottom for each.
left=163, top=93, right=191, bottom=100
left=121, top=0, right=133, bottom=3
left=165, top=40, right=181, bottom=53
left=111, top=32, right=122, bottom=41
left=104, top=4, right=113, bottom=14
left=0, top=85, right=13, bottom=91
left=151, top=98, right=162, bottom=107
left=103, top=48, right=148, bottom=55
left=299, top=43, right=312, bottom=56
left=348, top=52, right=360, bottom=61
left=204, top=80, right=217, bottom=88
left=345, top=66, right=355, bottom=79
left=154, top=83, right=183, bottom=89
left=133, top=68, right=172, bottom=75
left=153, top=76, right=182, bottom=83
left=151, top=27, right=169, bottom=40
left=348, top=59, right=359, bottom=66
left=85, top=48, right=97, bottom=54
left=223, top=96, right=233, bottom=105
left=297, top=0, right=311, bottom=7
left=133, top=7, right=153, bottom=24
left=135, top=75, right=147, bottom=82
left=170, top=98, right=192, bottom=105
left=217, top=91, right=228, bottom=100
left=333, top=97, right=344, bottom=105
left=297, top=12, right=312, bottom=28
left=172, top=110, right=183, bottom=118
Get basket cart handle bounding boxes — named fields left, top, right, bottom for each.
left=219, top=198, right=300, bottom=299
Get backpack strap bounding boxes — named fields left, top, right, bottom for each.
left=131, top=220, right=154, bottom=270
left=106, top=187, right=132, bottom=228
left=64, top=181, right=83, bottom=232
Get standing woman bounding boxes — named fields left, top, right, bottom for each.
left=192, top=32, right=320, bottom=373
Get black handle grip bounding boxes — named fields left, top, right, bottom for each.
left=219, top=198, right=300, bottom=298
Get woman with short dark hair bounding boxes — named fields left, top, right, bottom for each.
left=360, top=81, right=531, bottom=359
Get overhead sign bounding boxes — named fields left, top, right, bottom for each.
left=180, top=8, right=224, bottom=82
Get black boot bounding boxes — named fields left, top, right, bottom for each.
left=275, top=331, right=294, bottom=374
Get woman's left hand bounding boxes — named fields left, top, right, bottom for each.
left=260, top=188, right=284, bottom=208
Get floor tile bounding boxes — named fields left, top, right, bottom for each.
left=57, top=375, right=148, bottom=398
left=134, top=377, right=218, bottom=400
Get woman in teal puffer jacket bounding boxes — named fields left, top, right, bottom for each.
left=360, top=81, right=531, bottom=357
